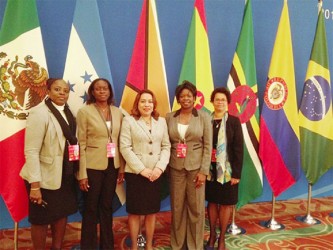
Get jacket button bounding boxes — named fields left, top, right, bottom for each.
left=149, top=141, right=152, bottom=144
left=149, top=152, right=153, bottom=155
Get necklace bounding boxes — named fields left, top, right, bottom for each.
left=96, top=104, right=108, bottom=112
left=214, top=119, right=222, bottom=128
left=142, top=117, right=151, bottom=126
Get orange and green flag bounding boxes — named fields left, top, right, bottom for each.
left=299, top=3, right=333, bottom=184
left=120, top=0, right=170, bottom=117
left=226, top=0, right=263, bottom=209
left=172, top=0, right=214, bottom=113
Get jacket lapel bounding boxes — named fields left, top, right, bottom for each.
left=49, top=112, right=65, bottom=152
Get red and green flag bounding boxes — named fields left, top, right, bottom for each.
left=0, top=0, right=48, bottom=222
left=226, top=0, right=263, bottom=209
left=172, top=0, right=214, bottom=113
left=299, top=3, right=333, bottom=184
left=120, top=0, right=170, bottom=117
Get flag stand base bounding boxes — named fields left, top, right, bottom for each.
left=295, top=215, right=321, bottom=225
left=125, top=234, right=146, bottom=248
left=259, top=218, right=285, bottom=230
left=227, top=222, right=246, bottom=235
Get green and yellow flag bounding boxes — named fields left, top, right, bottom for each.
left=299, top=4, right=333, bottom=184
left=172, top=0, right=214, bottom=112
left=226, top=0, right=263, bottom=209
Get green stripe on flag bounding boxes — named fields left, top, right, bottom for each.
left=0, top=0, right=39, bottom=45
left=178, top=16, right=196, bottom=85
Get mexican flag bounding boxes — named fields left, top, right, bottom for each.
left=0, top=0, right=48, bottom=222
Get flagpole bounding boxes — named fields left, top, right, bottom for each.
left=259, top=194, right=284, bottom=230
left=296, top=183, right=321, bottom=225
left=227, top=206, right=246, bottom=235
left=14, top=222, right=18, bottom=250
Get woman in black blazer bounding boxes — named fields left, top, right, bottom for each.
left=205, top=87, right=244, bottom=250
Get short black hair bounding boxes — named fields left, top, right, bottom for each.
left=46, top=78, right=63, bottom=90
left=175, top=80, right=197, bottom=102
left=210, top=87, right=231, bottom=104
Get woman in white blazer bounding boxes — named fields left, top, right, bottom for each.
left=120, top=89, right=170, bottom=250
left=20, top=78, right=78, bottom=249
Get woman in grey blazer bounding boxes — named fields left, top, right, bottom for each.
left=120, top=89, right=170, bottom=250
left=166, top=80, right=212, bottom=250
left=77, top=78, right=125, bottom=250
left=20, top=78, right=78, bottom=249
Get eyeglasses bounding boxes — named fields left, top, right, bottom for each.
left=214, top=98, right=227, bottom=102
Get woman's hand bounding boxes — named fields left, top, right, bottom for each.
left=30, top=189, right=42, bottom=205
left=79, top=178, right=90, bottom=192
left=194, top=172, right=206, bottom=188
left=231, top=178, right=240, bottom=185
left=150, top=167, right=163, bottom=182
left=140, top=168, right=153, bottom=180
left=117, top=172, right=125, bottom=184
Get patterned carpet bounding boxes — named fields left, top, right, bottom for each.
left=1, top=197, right=333, bottom=250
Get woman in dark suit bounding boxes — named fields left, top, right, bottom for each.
left=166, top=80, right=212, bottom=250
left=20, top=78, right=78, bottom=249
left=120, top=89, right=170, bottom=250
left=77, top=78, right=125, bottom=250
left=205, top=87, right=244, bottom=250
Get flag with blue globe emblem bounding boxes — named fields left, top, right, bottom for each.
left=299, top=4, right=333, bottom=185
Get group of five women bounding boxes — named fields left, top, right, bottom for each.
left=20, top=77, right=243, bottom=250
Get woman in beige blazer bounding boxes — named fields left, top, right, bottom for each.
left=120, top=89, right=170, bottom=250
left=20, top=78, right=78, bottom=249
left=77, top=78, right=124, bottom=250
left=166, top=80, right=212, bottom=250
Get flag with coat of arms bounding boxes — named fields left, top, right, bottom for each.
left=0, top=0, right=48, bottom=222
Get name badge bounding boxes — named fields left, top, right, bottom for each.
left=176, top=143, right=187, bottom=158
left=211, top=149, right=216, bottom=162
left=68, top=144, right=80, bottom=161
left=107, top=142, right=116, bottom=158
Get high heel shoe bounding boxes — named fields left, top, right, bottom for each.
left=205, top=234, right=218, bottom=250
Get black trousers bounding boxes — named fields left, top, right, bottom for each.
left=80, top=159, right=118, bottom=250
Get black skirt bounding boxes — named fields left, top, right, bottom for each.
left=125, top=172, right=161, bottom=215
left=205, top=162, right=238, bottom=205
left=26, top=175, right=78, bottom=225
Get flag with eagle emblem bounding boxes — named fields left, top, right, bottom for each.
left=171, top=0, right=214, bottom=113
left=0, top=0, right=48, bottom=222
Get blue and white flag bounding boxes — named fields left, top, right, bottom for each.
left=63, top=0, right=114, bottom=116
left=63, top=0, right=125, bottom=211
